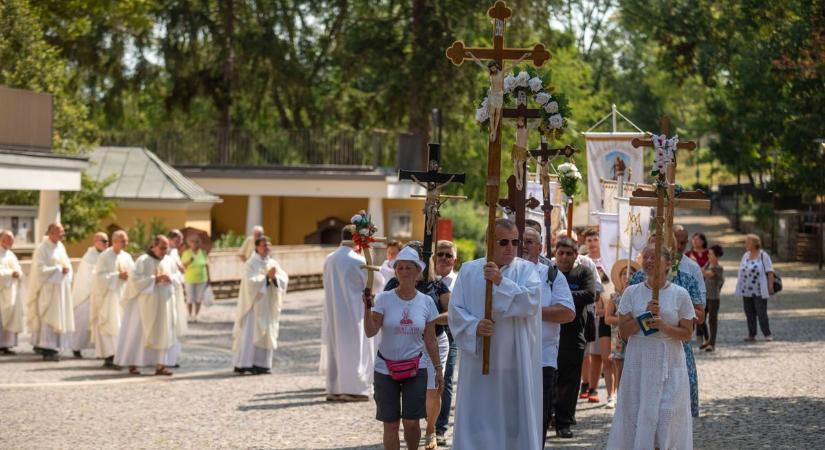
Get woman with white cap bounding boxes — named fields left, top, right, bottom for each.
left=364, top=246, right=443, bottom=450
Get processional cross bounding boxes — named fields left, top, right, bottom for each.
left=498, top=175, right=540, bottom=258
left=529, top=139, right=576, bottom=256
left=446, top=0, right=551, bottom=374
left=629, top=117, right=708, bottom=303
left=400, top=142, right=466, bottom=280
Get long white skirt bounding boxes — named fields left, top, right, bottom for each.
left=93, top=327, right=117, bottom=359
left=0, top=318, right=17, bottom=348
left=38, top=324, right=70, bottom=352
left=115, top=300, right=179, bottom=367
left=70, top=301, right=93, bottom=351
left=232, top=312, right=273, bottom=369
left=607, top=335, right=693, bottom=450
left=422, top=331, right=450, bottom=390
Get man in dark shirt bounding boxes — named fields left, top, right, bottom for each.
left=553, top=237, right=596, bottom=438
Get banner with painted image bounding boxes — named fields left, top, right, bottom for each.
left=596, top=212, right=628, bottom=281
left=584, top=132, right=645, bottom=224
left=618, top=197, right=653, bottom=259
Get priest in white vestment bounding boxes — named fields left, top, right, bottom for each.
left=0, top=230, right=25, bottom=355
left=239, top=226, right=264, bottom=262
left=319, top=226, right=384, bottom=401
left=90, top=230, right=134, bottom=367
left=27, top=224, right=74, bottom=361
left=165, top=229, right=187, bottom=366
left=232, top=237, right=289, bottom=375
left=115, top=236, right=185, bottom=375
left=448, top=218, right=543, bottom=450
left=70, top=232, right=108, bottom=357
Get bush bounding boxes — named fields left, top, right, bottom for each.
left=126, top=218, right=166, bottom=255
left=441, top=201, right=487, bottom=257
left=453, top=238, right=476, bottom=269
left=213, top=230, right=246, bottom=249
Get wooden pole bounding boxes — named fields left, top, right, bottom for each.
left=566, top=199, right=574, bottom=237
left=482, top=131, right=501, bottom=375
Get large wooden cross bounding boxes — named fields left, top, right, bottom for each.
left=400, top=142, right=466, bottom=280
left=498, top=175, right=540, bottom=257
left=530, top=139, right=576, bottom=255
left=629, top=117, right=707, bottom=304
left=446, top=0, right=550, bottom=374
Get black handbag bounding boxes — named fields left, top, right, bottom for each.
left=760, top=252, right=782, bottom=294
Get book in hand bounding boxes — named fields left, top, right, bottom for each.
left=636, top=311, right=659, bottom=336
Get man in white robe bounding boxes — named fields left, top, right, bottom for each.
left=90, top=230, right=134, bottom=368
left=27, top=223, right=74, bottom=361
left=70, top=232, right=108, bottom=358
left=165, top=229, right=187, bottom=366
left=232, top=237, right=289, bottom=375
left=115, top=236, right=185, bottom=375
left=319, top=225, right=383, bottom=402
left=0, top=230, right=25, bottom=355
left=448, top=218, right=543, bottom=450
left=239, top=226, right=264, bottom=262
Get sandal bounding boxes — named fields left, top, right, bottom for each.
left=425, top=432, right=438, bottom=450
left=155, top=367, right=173, bottom=376
left=128, top=366, right=140, bottom=375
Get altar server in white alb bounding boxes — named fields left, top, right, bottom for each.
left=27, top=223, right=74, bottom=361
left=116, top=236, right=185, bottom=375
left=448, top=218, right=543, bottom=450
left=0, top=230, right=25, bottom=355
left=70, top=232, right=108, bottom=358
left=319, top=225, right=384, bottom=402
left=232, top=236, right=288, bottom=375
left=90, top=230, right=134, bottom=368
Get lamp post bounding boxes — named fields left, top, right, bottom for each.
left=771, top=149, right=779, bottom=254
left=818, top=140, right=825, bottom=271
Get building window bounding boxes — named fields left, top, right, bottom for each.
left=389, top=209, right=412, bottom=241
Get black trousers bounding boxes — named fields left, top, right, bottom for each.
left=542, top=366, right=558, bottom=445
left=554, top=346, right=584, bottom=429
left=743, top=296, right=772, bottom=337
left=706, top=298, right=720, bottom=346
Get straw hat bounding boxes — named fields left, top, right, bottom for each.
left=610, top=259, right=641, bottom=292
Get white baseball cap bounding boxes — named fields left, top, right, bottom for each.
left=390, top=246, right=426, bottom=272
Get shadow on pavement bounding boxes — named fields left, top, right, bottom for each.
left=695, top=396, right=825, bottom=449
left=237, top=399, right=328, bottom=412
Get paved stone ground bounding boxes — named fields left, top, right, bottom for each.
left=1, top=212, right=823, bottom=449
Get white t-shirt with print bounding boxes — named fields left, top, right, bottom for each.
left=373, top=289, right=438, bottom=375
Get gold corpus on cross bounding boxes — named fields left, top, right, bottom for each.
left=629, top=116, right=708, bottom=304
left=445, top=0, right=551, bottom=375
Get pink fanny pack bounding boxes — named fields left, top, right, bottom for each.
left=379, top=352, right=421, bottom=381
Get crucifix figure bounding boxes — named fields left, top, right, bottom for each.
left=530, top=138, right=576, bottom=257
left=629, top=117, right=707, bottom=304
left=446, top=0, right=550, bottom=374
left=498, top=175, right=540, bottom=257
left=400, top=142, right=466, bottom=280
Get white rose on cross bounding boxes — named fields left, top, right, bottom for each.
left=549, top=113, right=564, bottom=129
left=544, top=101, right=559, bottom=114
left=503, top=75, right=516, bottom=94
left=515, top=70, right=530, bottom=88
left=528, top=76, right=543, bottom=92
left=535, top=92, right=552, bottom=105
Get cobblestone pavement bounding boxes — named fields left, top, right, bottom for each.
left=1, top=213, right=824, bottom=449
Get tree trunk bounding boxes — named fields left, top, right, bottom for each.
left=218, top=0, right=235, bottom=164
left=408, top=0, right=431, bottom=169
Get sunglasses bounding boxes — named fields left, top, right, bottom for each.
left=436, top=252, right=454, bottom=259
left=497, top=239, right=521, bottom=247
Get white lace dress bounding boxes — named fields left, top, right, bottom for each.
left=607, top=282, right=696, bottom=450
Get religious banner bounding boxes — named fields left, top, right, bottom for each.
left=584, top=132, right=645, bottom=224
left=595, top=212, right=628, bottom=280
left=526, top=176, right=559, bottom=253
left=618, top=196, right=653, bottom=259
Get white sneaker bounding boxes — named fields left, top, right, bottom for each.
left=606, top=396, right=616, bottom=409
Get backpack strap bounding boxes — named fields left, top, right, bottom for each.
left=547, top=264, right=559, bottom=289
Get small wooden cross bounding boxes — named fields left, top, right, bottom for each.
left=400, top=143, right=466, bottom=280
left=498, top=175, right=540, bottom=257
left=530, top=139, right=576, bottom=254
left=445, top=0, right=551, bottom=375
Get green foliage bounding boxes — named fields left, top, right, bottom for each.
left=213, top=230, right=246, bottom=249
left=440, top=201, right=487, bottom=258
left=453, top=238, right=476, bottom=267
left=125, top=217, right=166, bottom=256
left=60, top=174, right=117, bottom=243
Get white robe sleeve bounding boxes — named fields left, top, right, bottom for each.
left=448, top=263, right=482, bottom=356
left=491, top=263, right=541, bottom=318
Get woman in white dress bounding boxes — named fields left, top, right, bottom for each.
left=607, top=245, right=696, bottom=450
